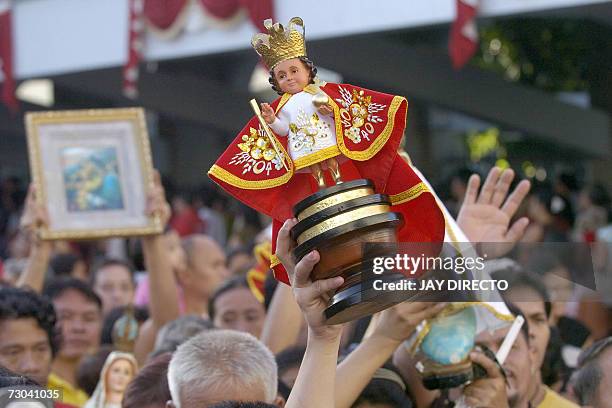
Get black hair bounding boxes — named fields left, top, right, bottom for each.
left=0, top=286, right=60, bottom=356
left=198, top=183, right=228, bottom=209
left=123, top=352, right=172, bottom=408
left=0, top=365, right=41, bottom=388
left=556, top=172, right=579, bottom=192
left=531, top=184, right=575, bottom=227
left=504, top=302, right=531, bottom=344
left=275, top=345, right=306, bottom=378
left=352, top=363, right=412, bottom=408
left=100, top=305, right=149, bottom=345
left=150, top=315, right=214, bottom=358
left=127, top=238, right=146, bottom=271
left=451, top=167, right=474, bottom=185
left=268, top=56, right=317, bottom=95
left=277, top=378, right=291, bottom=400
left=227, top=246, right=255, bottom=275
left=573, top=337, right=612, bottom=406
left=263, top=272, right=278, bottom=311
left=208, top=276, right=251, bottom=320
left=43, top=277, right=102, bottom=310
left=89, top=258, right=136, bottom=287
left=587, top=184, right=611, bottom=208
left=49, top=253, right=83, bottom=278
left=541, top=326, right=570, bottom=388
left=76, top=345, right=113, bottom=395
left=491, top=267, right=552, bottom=318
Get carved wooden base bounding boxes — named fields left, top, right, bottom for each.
left=291, top=179, right=407, bottom=325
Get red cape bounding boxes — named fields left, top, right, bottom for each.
left=209, top=82, right=444, bottom=284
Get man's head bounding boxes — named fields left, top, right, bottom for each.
left=572, top=336, right=612, bottom=407
left=475, top=306, right=535, bottom=408
left=123, top=352, right=172, bottom=408
left=0, top=365, right=46, bottom=406
left=209, top=276, right=266, bottom=338
left=49, top=253, right=88, bottom=281
left=180, top=235, right=229, bottom=301
left=167, top=330, right=279, bottom=408
left=91, top=258, right=136, bottom=316
left=44, top=278, right=102, bottom=361
left=152, top=315, right=213, bottom=357
left=0, top=287, right=58, bottom=385
left=493, top=268, right=551, bottom=370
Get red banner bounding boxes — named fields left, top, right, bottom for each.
left=449, top=0, right=479, bottom=69
left=144, top=0, right=188, bottom=30
left=123, top=0, right=145, bottom=98
left=199, top=0, right=240, bottom=20
left=123, top=0, right=274, bottom=98
left=0, top=0, right=18, bottom=112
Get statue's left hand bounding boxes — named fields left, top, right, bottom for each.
left=318, top=104, right=333, bottom=116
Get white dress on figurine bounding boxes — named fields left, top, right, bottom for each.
left=269, top=90, right=340, bottom=171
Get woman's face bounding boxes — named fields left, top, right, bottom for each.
left=213, top=287, right=266, bottom=338
left=106, top=358, right=135, bottom=394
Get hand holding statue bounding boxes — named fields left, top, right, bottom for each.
left=276, top=217, right=345, bottom=340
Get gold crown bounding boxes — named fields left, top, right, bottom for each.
left=252, top=17, right=307, bottom=69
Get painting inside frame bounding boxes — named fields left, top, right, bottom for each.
left=25, top=108, right=162, bottom=240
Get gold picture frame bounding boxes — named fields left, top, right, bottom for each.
left=25, top=108, right=162, bottom=240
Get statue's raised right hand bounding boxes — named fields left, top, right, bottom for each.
left=260, top=103, right=276, bottom=124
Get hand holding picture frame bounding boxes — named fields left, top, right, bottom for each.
left=25, top=108, right=162, bottom=240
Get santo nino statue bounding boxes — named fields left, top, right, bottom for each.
left=208, top=17, right=444, bottom=283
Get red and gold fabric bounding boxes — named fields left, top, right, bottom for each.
left=209, top=82, right=445, bottom=284
left=246, top=241, right=272, bottom=303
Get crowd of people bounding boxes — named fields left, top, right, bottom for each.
left=0, top=165, right=610, bottom=407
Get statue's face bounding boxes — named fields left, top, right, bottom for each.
left=106, top=358, right=134, bottom=395
left=274, top=58, right=311, bottom=94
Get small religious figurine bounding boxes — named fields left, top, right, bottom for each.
left=112, top=304, right=139, bottom=352
left=84, top=352, right=138, bottom=408
left=209, top=18, right=515, bottom=383
left=209, top=17, right=445, bottom=283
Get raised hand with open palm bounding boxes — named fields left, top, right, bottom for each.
left=457, top=167, right=531, bottom=257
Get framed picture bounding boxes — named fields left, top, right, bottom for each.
left=25, top=108, right=162, bottom=240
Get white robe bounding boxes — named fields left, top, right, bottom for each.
left=270, top=91, right=339, bottom=169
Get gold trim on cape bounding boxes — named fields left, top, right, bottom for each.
left=293, top=145, right=341, bottom=170
left=270, top=254, right=281, bottom=268
left=336, top=95, right=406, bottom=161
left=246, top=268, right=267, bottom=303
left=208, top=164, right=293, bottom=190
left=276, top=93, right=293, bottom=113
left=389, top=182, right=429, bottom=206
